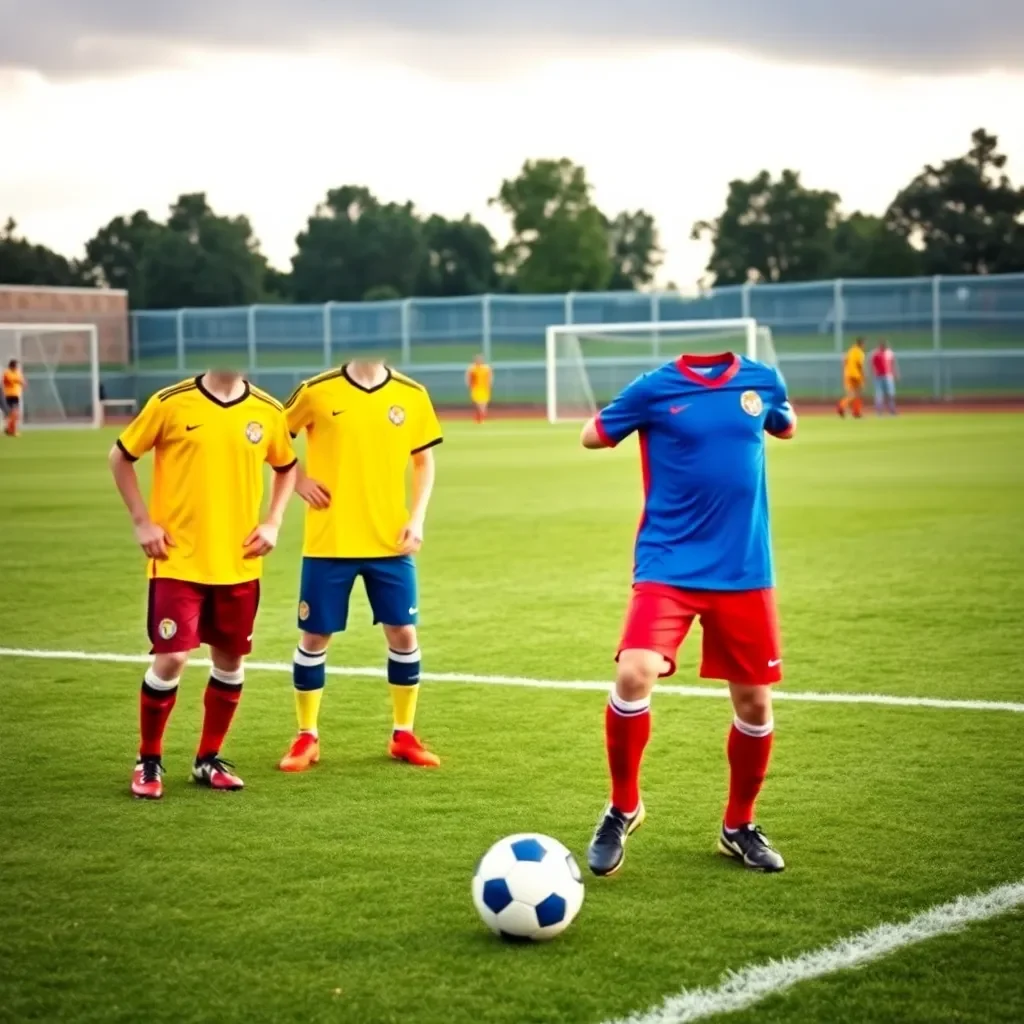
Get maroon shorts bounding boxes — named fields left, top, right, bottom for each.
left=147, top=578, right=260, bottom=656
left=618, top=582, right=782, bottom=684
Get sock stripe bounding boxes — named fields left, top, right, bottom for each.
left=144, top=668, right=179, bottom=692
left=388, top=647, right=421, bottom=664
left=294, top=647, right=327, bottom=667
left=733, top=715, right=774, bottom=738
left=210, top=666, right=244, bottom=687
left=609, top=692, right=651, bottom=716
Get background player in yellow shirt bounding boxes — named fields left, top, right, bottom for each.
left=109, top=372, right=297, bottom=799
left=3, top=359, right=25, bottom=436
left=466, top=354, right=493, bottom=423
left=279, top=360, right=443, bottom=772
left=837, top=337, right=866, bottom=418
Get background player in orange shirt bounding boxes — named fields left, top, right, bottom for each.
left=466, top=354, right=493, bottom=423
left=837, top=338, right=866, bottom=419
left=3, top=359, right=25, bottom=436
left=109, top=371, right=297, bottom=799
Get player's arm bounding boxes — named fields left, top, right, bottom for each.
left=108, top=396, right=173, bottom=558
left=581, top=374, right=650, bottom=449
left=285, top=382, right=331, bottom=510
left=399, top=393, right=443, bottom=553
left=765, top=369, right=797, bottom=441
left=244, top=413, right=299, bottom=556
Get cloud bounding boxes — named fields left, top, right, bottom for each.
left=0, top=0, right=1022, bottom=78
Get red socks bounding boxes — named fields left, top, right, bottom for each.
left=139, top=670, right=179, bottom=758
left=724, top=717, right=774, bottom=829
left=198, top=668, right=244, bottom=759
left=605, top=693, right=651, bottom=814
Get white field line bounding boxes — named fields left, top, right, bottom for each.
left=0, top=646, right=1022, bottom=714
left=602, top=879, right=1024, bottom=1024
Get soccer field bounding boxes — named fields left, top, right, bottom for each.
left=1, top=414, right=1023, bottom=1024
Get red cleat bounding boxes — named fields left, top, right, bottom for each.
left=279, top=732, right=320, bottom=773
left=131, top=757, right=164, bottom=800
left=389, top=730, right=441, bottom=768
left=192, top=754, right=244, bottom=791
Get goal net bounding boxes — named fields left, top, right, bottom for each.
left=545, top=318, right=776, bottom=422
left=0, top=323, right=102, bottom=429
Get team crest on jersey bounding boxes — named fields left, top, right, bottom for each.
left=157, top=618, right=177, bottom=640
left=388, top=405, right=406, bottom=426
left=245, top=421, right=263, bottom=443
left=740, top=390, right=763, bottom=416
left=298, top=600, right=310, bottom=621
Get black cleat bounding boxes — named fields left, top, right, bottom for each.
left=718, top=823, right=785, bottom=872
left=587, top=801, right=646, bottom=876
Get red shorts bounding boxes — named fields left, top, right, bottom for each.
left=618, top=582, right=782, bottom=684
left=147, top=578, right=260, bottom=656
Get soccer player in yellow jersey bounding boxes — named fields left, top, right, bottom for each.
left=109, top=372, right=297, bottom=799
left=837, top=337, right=866, bottom=419
left=3, top=359, right=25, bottom=436
left=466, top=354, right=493, bottom=423
left=279, top=360, right=443, bottom=772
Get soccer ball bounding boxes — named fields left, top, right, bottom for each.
left=472, top=833, right=585, bottom=941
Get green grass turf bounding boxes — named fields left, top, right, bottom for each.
left=1, top=415, right=1023, bottom=1024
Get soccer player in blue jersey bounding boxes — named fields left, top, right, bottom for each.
left=580, top=352, right=797, bottom=876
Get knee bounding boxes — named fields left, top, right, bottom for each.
left=210, top=649, right=243, bottom=674
left=383, top=624, right=418, bottom=653
left=152, top=651, right=188, bottom=679
left=615, top=650, right=661, bottom=703
left=730, top=684, right=773, bottom=726
left=299, top=632, right=331, bottom=655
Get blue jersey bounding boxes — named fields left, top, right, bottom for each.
left=595, top=354, right=795, bottom=592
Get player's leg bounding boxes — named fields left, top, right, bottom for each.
left=365, top=556, right=439, bottom=767
left=5, top=397, right=19, bottom=435
left=875, top=379, right=885, bottom=415
left=191, top=581, right=259, bottom=790
left=280, top=558, right=355, bottom=771
left=132, top=579, right=203, bottom=799
left=887, top=377, right=898, bottom=415
left=852, top=382, right=864, bottom=418
left=699, top=589, right=785, bottom=872
left=588, top=583, right=693, bottom=877
left=836, top=381, right=849, bottom=417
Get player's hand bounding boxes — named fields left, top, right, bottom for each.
left=397, top=519, right=424, bottom=555
left=134, top=521, right=173, bottom=560
left=297, top=476, right=331, bottom=510
left=243, top=523, right=279, bottom=557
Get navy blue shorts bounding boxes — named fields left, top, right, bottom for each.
left=298, top=556, right=418, bottom=634
left=4, top=396, right=19, bottom=409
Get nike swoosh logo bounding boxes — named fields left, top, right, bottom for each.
left=408, top=607, right=418, bottom=615
left=768, top=659, right=782, bottom=668
left=186, top=424, right=202, bottom=431
left=332, top=410, right=346, bottom=416
left=669, top=405, right=688, bottom=414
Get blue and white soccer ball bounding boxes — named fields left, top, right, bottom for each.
left=472, top=833, right=585, bottom=941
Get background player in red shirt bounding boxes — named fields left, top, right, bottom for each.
left=580, top=353, right=796, bottom=876
left=871, top=340, right=899, bottom=415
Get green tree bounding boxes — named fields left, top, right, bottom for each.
left=418, top=214, right=498, bottom=297
left=493, top=159, right=612, bottom=293
left=290, top=186, right=427, bottom=303
left=692, top=170, right=841, bottom=286
left=886, top=129, right=1024, bottom=274
left=84, top=211, right=162, bottom=305
left=605, top=209, right=662, bottom=290
left=830, top=212, right=923, bottom=278
left=0, top=218, right=87, bottom=287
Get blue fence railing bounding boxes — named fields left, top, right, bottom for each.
left=130, top=273, right=1024, bottom=371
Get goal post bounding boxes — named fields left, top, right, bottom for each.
left=544, top=317, right=775, bottom=423
left=0, top=323, right=102, bottom=429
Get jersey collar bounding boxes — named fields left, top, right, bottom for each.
left=674, top=352, right=741, bottom=388
left=342, top=363, right=392, bottom=394
left=195, top=374, right=251, bottom=408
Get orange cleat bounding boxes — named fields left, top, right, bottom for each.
left=279, top=732, right=320, bottom=772
left=389, top=730, right=440, bottom=768
left=131, top=757, right=164, bottom=800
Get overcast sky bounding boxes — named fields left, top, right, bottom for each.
left=1, top=1, right=1023, bottom=287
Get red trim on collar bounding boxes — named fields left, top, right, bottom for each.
left=674, top=352, right=741, bottom=388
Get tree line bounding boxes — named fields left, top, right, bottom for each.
left=1, top=130, right=1021, bottom=308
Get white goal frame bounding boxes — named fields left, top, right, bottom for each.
left=545, top=317, right=760, bottom=424
left=0, top=322, right=102, bottom=429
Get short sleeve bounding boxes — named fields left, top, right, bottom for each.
left=411, top=390, right=443, bottom=454
left=284, top=382, right=312, bottom=438
left=117, top=394, right=164, bottom=461
left=764, top=368, right=796, bottom=439
left=266, top=410, right=298, bottom=471
left=595, top=373, right=652, bottom=447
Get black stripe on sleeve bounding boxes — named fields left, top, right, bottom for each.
left=411, top=437, right=443, bottom=455
left=272, top=458, right=298, bottom=474
left=116, top=439, right=139, bottom=462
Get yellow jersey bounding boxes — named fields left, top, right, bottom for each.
left=844, top=346, right=865, bottom=382
left=2, top=369, right=24, bottom=398
left=286, top=365, right=443, bottom=558
left=117, top=376, right=297, bottom=585
left=467, top=364, right=493, bottom=397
